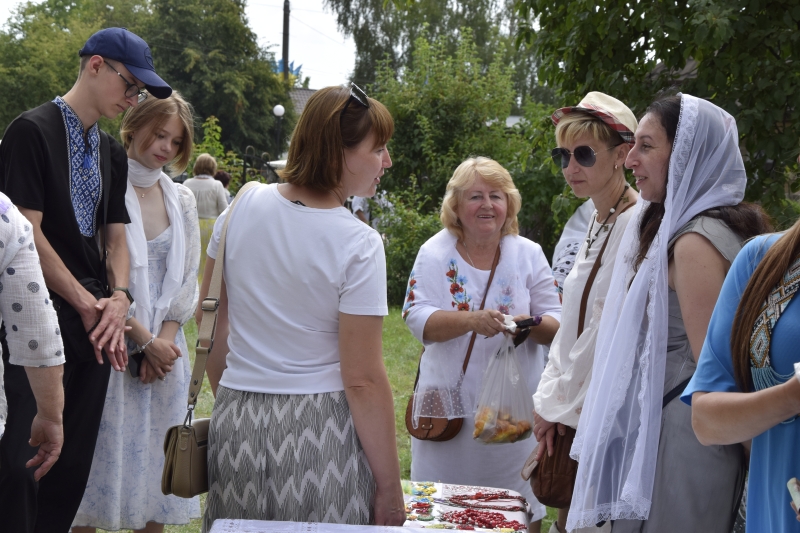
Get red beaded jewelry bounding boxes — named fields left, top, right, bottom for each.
left=439, top=509, right=525, bottom=530
left=445, top=491, right=527, bottom=512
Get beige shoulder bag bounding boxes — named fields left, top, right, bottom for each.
left=161, top=181, right=260, bottom=498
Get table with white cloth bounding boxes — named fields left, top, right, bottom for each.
left=209, top=482, right=531, bottom=533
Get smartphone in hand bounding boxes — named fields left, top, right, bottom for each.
left=788, top=478, right=800, bottom=521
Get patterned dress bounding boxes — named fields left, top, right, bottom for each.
left=73, top=191, right=201, bottom=529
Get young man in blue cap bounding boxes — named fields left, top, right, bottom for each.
left=0, top=27, right=172, bottom=532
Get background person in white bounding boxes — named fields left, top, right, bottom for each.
left=352, top=191, right=392, bottom=230
left=182, top=154, right=227, bottom=219
left=197, top=85, right=405, bottom=529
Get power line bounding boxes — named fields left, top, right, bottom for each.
left=289, top=14, right=348, bottom=47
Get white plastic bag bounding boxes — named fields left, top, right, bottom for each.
left=473, top=333, right=535, bottom=444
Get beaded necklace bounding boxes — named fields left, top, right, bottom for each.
left=585, top=183, right=630, bottom=258
left=749, top=254, right=800, bottom=426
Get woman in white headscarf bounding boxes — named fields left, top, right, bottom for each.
left=566, top=94, right=771, bottom=532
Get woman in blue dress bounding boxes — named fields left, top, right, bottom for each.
left=684, top=148, right=800, bottom=533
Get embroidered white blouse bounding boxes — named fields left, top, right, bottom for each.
left=0, top=193, right=65, bottom=438
left=403, top=229, right=562, bottom=421
left=533, top=207, right=635, bottom=428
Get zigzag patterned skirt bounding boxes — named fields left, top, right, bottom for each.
left=202, top=387, right=376, bottom=532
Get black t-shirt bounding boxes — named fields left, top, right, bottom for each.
left=0, top=101, right=129, bottom=284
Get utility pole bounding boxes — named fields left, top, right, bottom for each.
left=282, top=0, right=290, bottom=81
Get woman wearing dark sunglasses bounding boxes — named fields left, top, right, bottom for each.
left=531, top=92, right=638, bottom=533
left=198, top=84, right=404, bottom=529
left=567, top=94, right=771, bottom=532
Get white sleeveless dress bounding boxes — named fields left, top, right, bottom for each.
left=72, top=225, right=201, bottom=529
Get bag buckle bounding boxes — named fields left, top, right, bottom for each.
left=183, top=406, right=194, bottom=427
left=201, top=298, right=219, bottom=312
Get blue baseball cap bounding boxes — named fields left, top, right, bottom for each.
left=79, top=27, right=172, bottom=99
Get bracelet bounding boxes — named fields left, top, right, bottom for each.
left=136, top=334, right=156, bottom=354
left=794, top=362, right=800, bottom=385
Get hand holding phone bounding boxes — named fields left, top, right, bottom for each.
left=788, top=478, right=800, bottom=522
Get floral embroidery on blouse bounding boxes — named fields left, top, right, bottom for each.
left=494, top=277, right=515, bottom=316
left=447, top=259, right=471, bottom=311
left=402, top=271, right=417, bottom=320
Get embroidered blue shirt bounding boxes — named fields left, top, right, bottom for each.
left=52, top=97, right=101, bottom=237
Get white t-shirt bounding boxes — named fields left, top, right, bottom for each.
left=207, top=184, right=388, bottom=395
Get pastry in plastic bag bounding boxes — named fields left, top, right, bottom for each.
left=472, top=334, right=535, bottom=444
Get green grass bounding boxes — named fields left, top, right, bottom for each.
left=101, top=309, right=557, bottom=532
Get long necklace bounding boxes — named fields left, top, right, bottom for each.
left=461, top=240, right=477, bottom=268
left=585, top=183, right=630, bottom=258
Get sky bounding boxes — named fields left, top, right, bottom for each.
left=0, top=0, right=357, bottom=90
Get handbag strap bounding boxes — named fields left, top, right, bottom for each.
left=577, top=202, right=634, bottom=337
left=412, top=244, right=502, bottom=389
left=188, top=180, right=261, bottom=411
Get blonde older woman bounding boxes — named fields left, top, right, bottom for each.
left=402, top=157, right=561, bottom=530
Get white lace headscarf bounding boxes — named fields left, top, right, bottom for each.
left=566, top=94, right=746, bottom=529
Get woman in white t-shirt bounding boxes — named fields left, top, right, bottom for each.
left=198, top=84, right=405, bottom=531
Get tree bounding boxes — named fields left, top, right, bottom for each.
left=514, top=0, right=800, bottom=224
left=372, top=28, right=565, bottom=257
left=373, top=29, right=517, bottom=199
left=0, top=3, right=101, bottom=132
left=144, top=0, right=293, bottom=153
left=325, top=0, right=553, bottom=110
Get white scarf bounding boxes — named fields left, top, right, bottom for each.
left=125, top=158, right=186, bottom=336
left=567, top=94, right=747, bottom=529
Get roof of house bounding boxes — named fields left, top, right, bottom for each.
left=290, top=88, right=317, bottom=116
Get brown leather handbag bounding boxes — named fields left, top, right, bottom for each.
left=405, top=245, right=500, bottom=441
left=530, top=426, right=578, bottom=508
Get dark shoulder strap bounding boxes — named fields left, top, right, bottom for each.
left=577, top=202, right=635, bottom=336
left=412, top=244, right=502, bottom=389
left=461, top=245, right=501, bottom=373
left=99, top=131, right=112, bottom=293
left=663, top=376, right=692, bottom=408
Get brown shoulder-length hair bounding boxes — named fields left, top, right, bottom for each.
left=731, top=221, right=800, bottom=391
left=120, top=91, right=194, bottom=175
left=633, top=95, right=772, bottom=272
left=280, top=86, right=394, bottom=193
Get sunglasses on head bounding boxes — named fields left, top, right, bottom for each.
left=551, top=142, right=623, bottom=169
left=340, top=82, right=370, bottom=118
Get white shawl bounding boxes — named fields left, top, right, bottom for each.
left=125, top=159, right=186, bottom=336
left=567, top=94, right=747, bottom=529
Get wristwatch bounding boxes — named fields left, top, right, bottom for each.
left=112, top=287, right=134, bottom=305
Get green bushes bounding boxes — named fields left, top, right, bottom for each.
left=376, top=185, right=443, bottom=306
